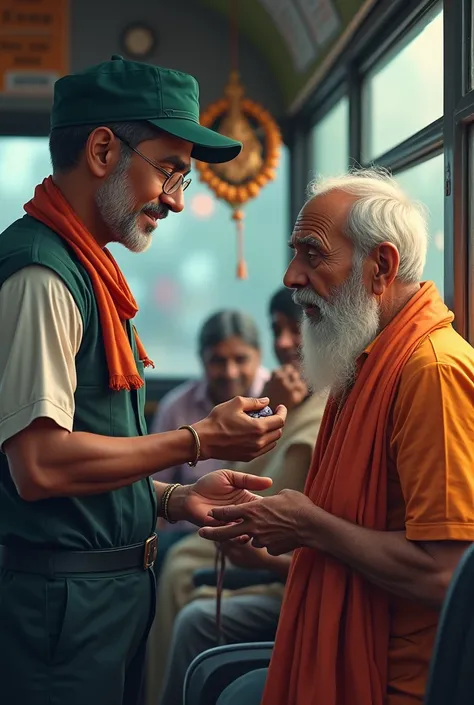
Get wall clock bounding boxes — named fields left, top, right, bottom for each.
left=121, top=23, right=156, bottom=60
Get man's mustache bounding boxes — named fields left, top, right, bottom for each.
left=140, top=203, right=169, bottom=220
left=292, top=288, right=324, bottom=308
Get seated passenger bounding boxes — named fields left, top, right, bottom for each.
left=202, top=169, right=474, bottom=705
left=152, top=288, right=326, bottom=705
left=150, top=309, right=268, bottom=569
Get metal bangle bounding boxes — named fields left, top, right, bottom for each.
left=178, top=424, right=201, bottom=467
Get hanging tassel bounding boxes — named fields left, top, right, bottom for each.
left=232, top=208, right=248, bottom=279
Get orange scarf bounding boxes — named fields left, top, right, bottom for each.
left=24, top=176, right=154, bottom=391
left=261, top=282, right=453, bottom=705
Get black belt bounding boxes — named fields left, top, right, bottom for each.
left=0, top=534, right=158, bottom=576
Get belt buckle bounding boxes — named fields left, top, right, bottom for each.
left=143, top=534, right=158, bottom=570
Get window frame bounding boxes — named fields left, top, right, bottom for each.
left=444, top=0, right=473, bottom=343
left=359, top=2, right=443, bottom=164
left=288, top=0, right=470, bottom=339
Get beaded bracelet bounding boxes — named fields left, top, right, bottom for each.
left=160, top=482, right=182, bottom=524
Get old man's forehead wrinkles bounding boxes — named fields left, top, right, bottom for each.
left=298, top=210, right=334, bottom=228
left=294, top=211, right=334, bottom=236
left=292, top=211, right=335, bottom=248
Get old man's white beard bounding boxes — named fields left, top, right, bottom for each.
left=297, top=256, right=380, bottom=396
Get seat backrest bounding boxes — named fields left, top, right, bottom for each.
left=424, top=543, right=474, bottom=705
left=183, top=642, right=274, bottom=705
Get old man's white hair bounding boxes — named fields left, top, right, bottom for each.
left=308, top=166, right=429, bottom=283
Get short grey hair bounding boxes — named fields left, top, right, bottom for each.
left=198, top=310, right=261, bottom=357
left=49, top=120, right=162, bottom=173
left=307, top=167, right=428, bottom=284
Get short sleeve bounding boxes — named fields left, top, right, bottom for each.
left=391, top=360, right=474, bottom=541
left=0, top=265, right=83, bottom=447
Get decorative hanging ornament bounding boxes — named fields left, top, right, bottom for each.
left=195, top=1, right=282, bottom=279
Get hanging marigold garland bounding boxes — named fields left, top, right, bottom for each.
left=194, top=0, right=282, bottom=279
left=195, top=93, right=282, bottom=278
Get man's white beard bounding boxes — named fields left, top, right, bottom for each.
left=296, top=254, right=380, bottom=396
left=95, top=162, right=153, bottom=253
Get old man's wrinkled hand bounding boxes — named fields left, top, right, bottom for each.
left=199, top=489, right=315, bottom=556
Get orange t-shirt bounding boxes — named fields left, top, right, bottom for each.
left=382, top=324, right=474, bottom=704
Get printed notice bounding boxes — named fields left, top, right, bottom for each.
left=0, top=0, right=69, bottom=94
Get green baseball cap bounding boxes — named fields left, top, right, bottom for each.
left=51, top=55, right=242, bottom=164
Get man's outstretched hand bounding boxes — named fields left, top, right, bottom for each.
left=193, top=397, right=287, bottom=462
left=167, top=469, right=273, bottom=527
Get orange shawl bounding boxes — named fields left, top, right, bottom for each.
left=24, top=177, right=153, bottom=391
left=261, top=282, right=454, bottom=705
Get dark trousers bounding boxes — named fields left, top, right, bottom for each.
left=0, top=565, right=156, bottom=705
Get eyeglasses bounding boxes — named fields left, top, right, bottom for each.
left=113, top=133, right=192, bottom=195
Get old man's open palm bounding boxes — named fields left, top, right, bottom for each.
left=199, top=488, right=315, bottom=555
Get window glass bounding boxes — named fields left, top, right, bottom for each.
left=362, top=8, right=443, bottom=160
left=0, top=137, right=51, bottom=232
left=311, top=96, right=349, bottom=178
left=395, top=155, right=444, bottom=297
left=0, top=136, right=289, bottom=376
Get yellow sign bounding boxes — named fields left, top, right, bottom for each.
left=0, top=0, right=69, bottom=94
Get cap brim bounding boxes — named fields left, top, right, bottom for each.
left=147, top=117, right=242, bottom=164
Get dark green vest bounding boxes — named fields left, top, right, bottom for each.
left=0, top=215, right=157, bottom=549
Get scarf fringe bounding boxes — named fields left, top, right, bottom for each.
left=109, top=374, right=145, bottom=392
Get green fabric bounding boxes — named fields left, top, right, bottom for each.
left=0, top=566, right=156, bottom=705
left=0, top=214, right=157, bottom=550
left=51, top=54, right=242, bottom=164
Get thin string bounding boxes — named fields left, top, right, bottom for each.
left=236, top=218, right=244, bottom=263
left=234, top=210, right=248, bottom=279
left=215, top=544, right=226, bottom=645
